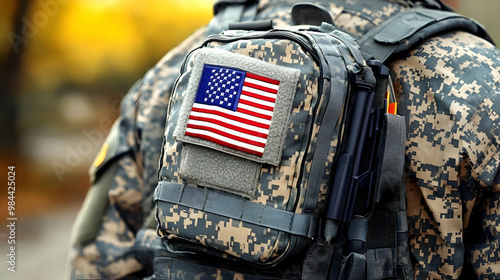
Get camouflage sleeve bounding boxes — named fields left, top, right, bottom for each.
left=68, top=84, right=146, bottom=279
left=463, top=170, right=500, bottom=277
left=68, top=27, right=209, bottom=280
left=390, top=30, right=500, bottom=279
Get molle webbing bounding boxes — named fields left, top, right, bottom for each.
left=301, top=31, right=375, bottom=236
left=301, top=32, right=350, bottom=228
left=154, top=182, right=314, bottom=237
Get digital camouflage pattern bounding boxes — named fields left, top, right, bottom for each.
left=157, top=34, right=325, bottom=264
left=69, top=0, right=500, bottom=279
left=391, top=30, right=500, bottom=279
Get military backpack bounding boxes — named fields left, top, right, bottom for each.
left=152, top=1, right=493, bottom=279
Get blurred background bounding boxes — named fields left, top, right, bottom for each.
left=0, top=0, right=498, bottom=279
left=0, top=1, right=213, bottom=279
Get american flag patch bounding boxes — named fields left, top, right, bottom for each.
left=185, top=64, right=280, bottom=157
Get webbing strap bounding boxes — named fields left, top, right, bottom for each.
left=373, top=114, right=406, bottom=207
left=155, top=257, right=286, bottom=280
left=154, top=182, right=314, bottom=237
left=301, top=33, right=348, bottom=235
left=358, top=8, right=494, bottom=63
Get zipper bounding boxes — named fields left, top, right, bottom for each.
left=204, top=30, right=321, bottom=64
left=172, top=28, right=360, bottom=236
left=171, top=30, right=320, bottom=119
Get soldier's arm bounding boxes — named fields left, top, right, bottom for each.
left=68, top=26, right=210, bottom=280
left=68, top=81, right=147, bottom=279
left=461, top=78, right=500, bottom=277
left=463, top=170, right=500, bottom=277
left=390, top=29, right=500, bottom=279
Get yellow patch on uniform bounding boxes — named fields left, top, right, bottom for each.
left=93, top=143, right=109, bottom=168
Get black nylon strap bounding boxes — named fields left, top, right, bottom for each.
left=358, top=8, right=494, bottom=63
left=373, top=114, right=406, bottom=208
left=213, top=0, right=257, bottom=16
left=154, top=182, right=314, bottom=237
left=228, top=19, right=273, bottom=31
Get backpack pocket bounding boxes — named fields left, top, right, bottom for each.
left=171, top=48, right=300, bottom=199
left=155, top=30, right=344, bottom=265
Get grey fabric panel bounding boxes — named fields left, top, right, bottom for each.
left=173, top=48, right=300, bottom=166
left=154, top=181, right=314, bottom=237
left=179, top=144, right=260, bottom=199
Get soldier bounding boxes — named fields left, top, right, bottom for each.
left=69, top=0, right=500, bottom=279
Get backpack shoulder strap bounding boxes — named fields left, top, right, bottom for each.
left=208, top=0, right=259, bottom=34
left=358, top=8, right=494, bottom=62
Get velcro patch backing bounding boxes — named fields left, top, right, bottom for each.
left=174, top=48, right=300, bottom=166
left=179, top=144, right=261, bottom=199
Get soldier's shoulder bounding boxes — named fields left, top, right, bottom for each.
left=393, top=29, right=500, bottom=185
left=406, top=30, right=499, bottom=77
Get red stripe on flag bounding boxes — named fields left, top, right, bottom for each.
left=241, top=90, right=276, bottom=103
left=186, top=124, right=266, bottom=147
left=188, top=115, right=269, bottom=139
left=245, top=72, right=280, bottom=85
left=238, top=98, right=274, bottom=112
left=185, top=132, right=264, bottom=157
left=237, top=107, right=273, bottom=120
left=243, top=82, right=278, bottom=94
left=191, top=107, right=271, bottom=129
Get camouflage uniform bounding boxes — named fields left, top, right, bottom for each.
left=69, top=0, right=500, bottom=279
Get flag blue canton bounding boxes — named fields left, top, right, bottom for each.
left=195, top=65, right=246, bottom=112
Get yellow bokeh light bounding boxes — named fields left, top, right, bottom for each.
left=17, top=0, right=213, bottom=92
left=52, top=1, right=147, bottom=83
